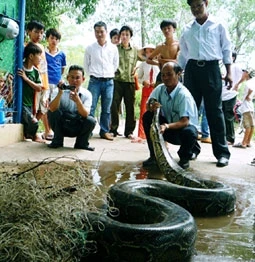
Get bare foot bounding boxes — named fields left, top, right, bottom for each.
left=32, top=135, right=46, bottom=143
left=131, top=137, right=145, bottom=143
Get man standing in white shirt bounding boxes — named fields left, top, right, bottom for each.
left=84, top=21, right=119, bottom=141
left=178, top=0, right=232, bottom=167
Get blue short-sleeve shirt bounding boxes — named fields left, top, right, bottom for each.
left=149, top=82, right=199, bottom=127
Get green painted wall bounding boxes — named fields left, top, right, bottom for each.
left=0, top=0, right=19, bottom=74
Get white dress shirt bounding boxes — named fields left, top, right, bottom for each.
left=137, top=62, right=160, bottom=85
left=84, top=41, right=119, bottom=78
left=178, top=14, right=232, bottom=69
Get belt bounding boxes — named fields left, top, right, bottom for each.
left=189, top=59, right=219, bottom=67
left=90, top=75, right=113, bottom=81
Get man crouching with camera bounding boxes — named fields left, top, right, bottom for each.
left=47, top=65, right=96, bottom=151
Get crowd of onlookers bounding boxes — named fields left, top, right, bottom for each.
left=0, top=0, right=254, bottom=167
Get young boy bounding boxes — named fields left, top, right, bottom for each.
left=45, top=28, right=66, bottom=105
left=146, top=20, right=179, bottom=86
left=233, top=69, right=255, bottom=148
left=17, top=42, right=44, bottom=143
left=110, top=28, right=120, bottom=45
left=135, top=44, right=160, bottom=141
left=26, top=20, right=52, bottom=139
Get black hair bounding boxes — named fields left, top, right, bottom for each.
left=68, top=65, right=85, bottom=76
left=23, top=42, right=42, bottom=59
left=46, top=28, right=61, bottom=40
left=160, top=19, right=177, bottom=30
left=187, top=0, right=206, bottom=5
left=162, top=62, right=183, bottom=74
left=110, top=28, right=119, bottom=39
left=26, top=20, right=45, bottom=31
left=232, top=51, right=237, bottom=63
left=119, top=25, right=133, bottom=38
left=94, top=21, right=107, bottom=31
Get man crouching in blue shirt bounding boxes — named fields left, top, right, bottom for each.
left=47, top=65, right=96, bottom=151
left=142, top=62, right=200, bottom=169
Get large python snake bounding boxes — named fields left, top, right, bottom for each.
left=84, top=106, right=236, bottom=262
left=150, top=106, right=236, bottom=217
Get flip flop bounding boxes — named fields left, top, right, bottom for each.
left=127, top=134, right=136, bottom=140
left=233, top=142, right=246, bottom=148
left=42, top=133, right=54, bottom=141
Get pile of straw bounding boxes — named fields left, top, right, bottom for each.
left=0, top=157, right=107, bottom=262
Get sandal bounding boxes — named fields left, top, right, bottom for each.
left=233, top=142, right=246, bottom=148
left=42, top=133, right=54, bottom=141
left=251, top=158, right=255, bottom=166
left=127, top=134, right=136, bottom=140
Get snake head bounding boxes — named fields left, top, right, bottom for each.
left=148, top=98, right=161, bottom=112
left=148, top=98, right=157, bottom=106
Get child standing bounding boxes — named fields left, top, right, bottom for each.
left=233, top=69, right=255, bottom=148
left=146, top=20, right=179, bottom=87
left=45, top=28, right=66, bottom=116
left=110, top=28, right=120, bottom=45
left=17, top=42, right=44, bottom=143
left=135, top=44, right=159, bottom=141
left=26, top=20, right=52, bottom=139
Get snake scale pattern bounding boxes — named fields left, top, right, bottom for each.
left=150, top=107, right=236, bottom=216
left=84, top=105, right=236, bottom=262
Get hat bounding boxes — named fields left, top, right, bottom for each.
left=142, top=44, right=156, bottom=50
left=138, top=44, right=156, bottom=61
left=243, top=68, right=255, bottom=78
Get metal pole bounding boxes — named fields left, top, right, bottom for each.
left=13, top=0, right=25, bottom=123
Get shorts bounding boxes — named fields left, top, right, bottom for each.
left=48, top=84, right=58, bottom=102
left=35, top=89, right=50, bottom=114
left=242, top=111, right=254, bottom=128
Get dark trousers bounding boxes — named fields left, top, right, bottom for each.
left=222, top=96, right=237, bottom=144
left=22, top=106, right=38, bottom=138
left=184, top=60, right=230, bottom=160
left=48, top=110, right=96, bottom=147
left=143, top=111, right=200, bottom=161
left=111, top=80, right=136, bottom=137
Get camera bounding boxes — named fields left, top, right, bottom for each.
left=58, top=83, right=76, bottom=91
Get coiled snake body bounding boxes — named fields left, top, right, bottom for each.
left=85, top=107, right=236, bottom=262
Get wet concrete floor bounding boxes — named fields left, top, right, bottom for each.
left=93, top=162, right=254, bottom=262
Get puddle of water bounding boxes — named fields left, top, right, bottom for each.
left=94, top=162, right=255, bottom=262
